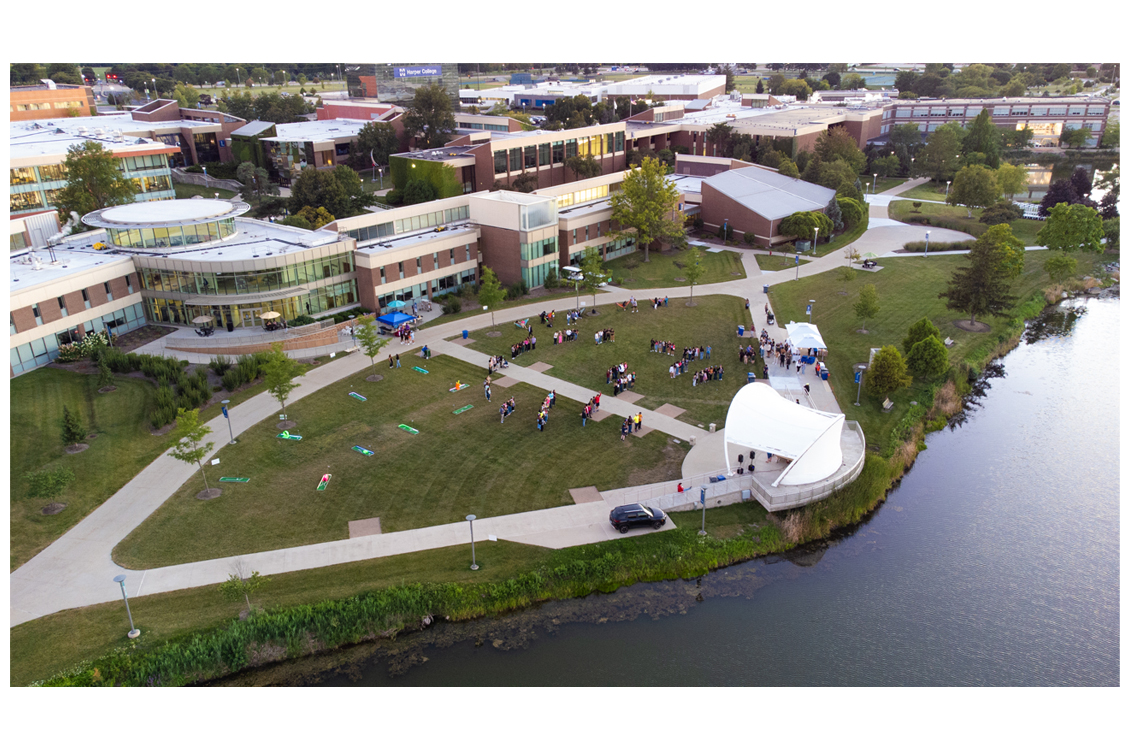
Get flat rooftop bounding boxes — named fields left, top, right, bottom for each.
left=261, top=119, right=371, bottom=143
left=394, top=145, right=478, bottom=162
left=354, top=221, right=477, bottom=255
left=10, top=240, right=129, bottom=294
left=10, top=123, right=177, bottom=163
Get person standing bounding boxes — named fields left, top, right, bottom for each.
left=396, top=353, right=401, bottom=368
left=594, top=393, right=601, bottom=412
left=636, top=412, right=643, bottom=432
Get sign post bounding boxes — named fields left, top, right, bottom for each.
left=221, top=400, right=235, bottom=444
left=854, top=368, right=864, bottom=406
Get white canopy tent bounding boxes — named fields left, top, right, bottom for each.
left=723, top=382, right=845, bottom=486
left=785, top=321, right=827, bottom=351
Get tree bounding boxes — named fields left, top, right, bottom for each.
left=354, top=121, right=400, bottom=171
left=1102, top=218, right=1119, bottom=253
left=837, top=196, right=865, bottom=228
left=1037, top=203, right=1104, bottom=254
left=56, top=142, right=136, bottom=224
left=98, top=358, right=114, bottom=390
left=294, top=205, right=335, bottom=229
left=866, top=346, right=912, bottom=397
left=920, top=123, right=964, bottom=182
left=46, top=63, right=82, bottom=85
left=871, top=154, right=900, bottom=178
left=353, top=319, right=388, bottom=378
left=958, top=110, right=1003, bottom=168
left=24, top=467, right=76, bottom=500
left=705, top=122, right=733, bottom=157
left=853, top=283, right=880, bottom=332
left=169, top=408, right=215, bottom=491
left=947, top=165, right=1001, bottom=211
left=814, top=127, right=867, bottom=174
left=62, top=405, right=86, bottom=448
left=825, top=197, right=843, bottom=231
left=907, top=335, right=949, bottom=379
left=766, top=74, right=787, bottom=94
left=477, top=267, right=504, bottom=325
left=402, top=178, right=440, bottom=204
left=1043, top=254, right=1078, bottom=283
left=755, top=78, right=764, bottom=94
left=779, top=79, right=812, bottom=100
left=837, top=266, right=857, bottom=292
left=1038, top=178, right=1088, bottom=217
left=609, top=156, right=685, bottom=263
left=263, top=343, right=301, bottom=418
left=822, top=71, right=841, bottom=88
left=778, top=158, right=800, bottom=178
left=579, top=247, right=607, bottom=306
left=1100, top=121, right=1119, bottom=149
left=219, top=562, right=270, bottom=616
left=840, top=73, right=866, bottom=90
left=779, top=211, right=833, bottom=245
left=172, top=82, right=199, bottom=109
left=10, top=63, right=46, bottom=85
left=939, top=224, right=1025, bottom=325
left=718, top=64, right=736, bottom=93
left=564, top=154, right=601, bottom=179
left=996, top=163, right=1029, bottom=199
left=1059, top=126, right=1091, bottom=149
left=403, top=83, right=456, bottom=149
left=903, top=317, right=943, bottom=354
left=288, top=166, right=365, bottom=218
left=684, top=244, right=705, bottom=304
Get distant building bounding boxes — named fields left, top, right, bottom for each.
left=345, top=64, right=460, bottom=107
left=10, top=81, right=96, bottom=121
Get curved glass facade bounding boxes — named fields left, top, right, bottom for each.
left=138, top=252, right=354, bottom=296
left=107, top=218, right=236, bottom=249
left=145, top=281, right=358, bottom=329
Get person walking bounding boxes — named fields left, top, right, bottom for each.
left=636, top=412, right=643, bottom=432
left=388, top=354, right=395, bottom=369
left=594, top=392, right=601, bottom=412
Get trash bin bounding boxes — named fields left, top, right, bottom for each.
left=821, top=370, right=830, bottom=381
left=763, top=284, right=769, bottom=294
left=462, top=330, right=469, bottom=340
left=747, top=372, right=755, bottom=383
left=738, top=325, right=745, bottom=337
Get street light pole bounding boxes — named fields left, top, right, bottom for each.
left=698, top=488, right=707, bottom=536
left=924, top=230, right=930, bottom=259
left=946, top=180, right=951, bottom=199
left=854, top=367, right=865, bottom=407
left=812, top=226, right=818, bottom=254
left=113, top=574, right=141, bottom=638
left=221, top=399, right=235, bottom=444
left=873, top=173, right=878, bottom=194
left=466, top=514, right=479, bottom=570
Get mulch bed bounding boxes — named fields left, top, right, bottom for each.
left=952, top=319, right=991, bottom=332
left=277, top=420, right=297, bottom=430
left=196, top=488, right=223, bottom=500
left=113, top=325, right=178, bottom=353
left=41, top=503, right=67, bottom=515
left=64, top=443, right=89, bottom=454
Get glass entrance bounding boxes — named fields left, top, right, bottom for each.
left=241, top=308, right=260, bottom=328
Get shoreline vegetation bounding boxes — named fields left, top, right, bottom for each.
left=15, top=265, right=1117, bottom=687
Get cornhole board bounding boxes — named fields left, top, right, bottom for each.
left=449, top=383, right=470, bottom=392
left=317, top=473, right=332, bottom=491
left=220, top=477, right=250, bottom=483
left=413, top=366, right=429, bottom=374
left=277, top=431, right=302, bottom=440
left=398, top=424, right=419, bottom=435
left=349, top=392, right=367, bottom=401
left=452, top=405, right=474, bottom=415
left=352, top=446, right=375, bottom=456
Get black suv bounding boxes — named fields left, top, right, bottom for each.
left=609, top=504, right=666, bottom=533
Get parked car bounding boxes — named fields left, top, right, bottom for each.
left=609, top=504, right=666, bottom=533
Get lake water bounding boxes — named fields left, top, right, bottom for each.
left=312, top=298, right=1119, bottom=686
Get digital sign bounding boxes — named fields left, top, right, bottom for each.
left=393, top=65, right=442, bottom=78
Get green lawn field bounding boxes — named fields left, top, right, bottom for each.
left=604, top=245, right=745, bottom=288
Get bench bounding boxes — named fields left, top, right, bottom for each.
left=345, top=346, right=360, bottom=353
left=943, top=337, right=955, bottom=348
left=882, top=398, right=894, bottom=413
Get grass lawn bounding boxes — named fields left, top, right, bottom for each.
left=813, top=214, right=870, bottom=257
left=174, top=183, right=236, bottom=200
left=767, top=250, right=1092, bottom=448
left=465, top=295, right=762, bottom=427
left=10, top=369, right=177, bottom=570
left=113, top=354, right=686, bottom=569
left=604, top=245, right=745, bottom=289
left=888, top=200, right=1045, bottom=246
left=12, top=540, right=555, bottom=686
left=417, top=289, right=585, bottom=329
left=756, top=253, right=813, bottom=273
left=871, top=177, right=908, bottom=194
left=896, top=181, right=951, bottom=202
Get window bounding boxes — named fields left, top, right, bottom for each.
left=398, top=262, right=404, bottom=280
left=524, top=145, right=537, bottom=169
left=105, top=282, right=114, bottom=301
left=433, top=252, right=440, bottom=269
left=32, top=305, right=42, bottom=325
left=552, top=141, right=564, bottom=164
left=10, top=168, right=37, bottom=185
left=380, top=266, right=386, bottom=284
left=539, top=142, right=551, bottom=166
left=10, top=191, right=44, bottom=211
left=126, top=275, right=134, bottom=294
left=509, top=147, right=521, bottom=173
left=565, top=139, right=577, bottom=159
left=466, top=245, right=471, bottom=262
left=11, top=315, right=16, bottom=335
left=494, top=149, right=508, bottom=174
left=449, top=248, right=455, bottom=265
left=38, top=164, right=66, bottom=182
left=614, top=132, right=624, bottom=151
left=82, top=289, right=91, bottom=309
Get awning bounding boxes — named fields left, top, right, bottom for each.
left=785, top=321, right=827, bottom=351
left=181, top=287, right=307, bottom=305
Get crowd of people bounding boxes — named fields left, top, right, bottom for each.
left=394, top=323, right=414, bottom=344
left=535, top=390, right=557, bottom=431
left=552, top=328, right=579, bottom=344
left=606, top=362, right=635, bottom=395
left=486, top=355, right=509, bottom=374
left=691, top=365, right=725, bottom=386
left=595, top=328, right=615, bottom=345
left=510, top=335, right=537, bottom=359
left=579, top=392, right=601, bottom=426
left=619, top=412, right=643, bottom=440
left=498, top=397, right=517, bottom=423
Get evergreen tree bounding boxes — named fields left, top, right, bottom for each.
left=907, top=336, right=949, bottom=378
left=902, top=317, right=943, bottom=354
left=866, top=346, right=912, bottom=397
left=61, top=406, right=86, bottom=447
left=939, top=224, right=1025, bottom=325
left=825, top=197, right=843, bottom=231
left=962, top=110, right=1002, bottom=169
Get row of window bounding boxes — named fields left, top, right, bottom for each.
left=139, top=252, right=355, bottom=296
left=493, top=132, right=625, bottom=175
left=146, top=281, right=359, bottom=328
left=894, top=105, right=1100, bottom=119
left=520, top=237, right=558, bottom=262
left=457, top=121, right=509, bottom=131
left=522, top=260, right=559, bottom=290
left=12, top=302, right=145, bottom=375
left=555, top=184, right=611, bottom=209
left=376, top=269, right=476, bottom=312
left=108, top=218, right=235, bottom=249
left=25, top=278, right=134, bottom=329
left=11, top=100, right=87, bottom=112
left=377, top=247, right=474, bottom=285
left=568, top=236, right=635, bottom=266
left=11, top=155, right=170, bottom=188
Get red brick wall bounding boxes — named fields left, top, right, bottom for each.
left=700, top=184, right=773, bottom=240
left=39, top=297, right=63, bottom=325
left=88, top=282, right=109, bottom=307
left=477, top=225, right=522, bottom=287
left=109, top=275, right=130, bottom=299
left=356, top=266, right=378, bottom=311
left=11, top=306, right=36, bottom=334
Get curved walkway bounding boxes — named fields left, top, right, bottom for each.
left=11, top=180, right=931, bottom=627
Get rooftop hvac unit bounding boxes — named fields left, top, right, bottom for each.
left=77, top=126, right=88, bottom=135
left=95, top=128, right=105, bottom=138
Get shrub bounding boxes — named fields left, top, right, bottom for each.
left=979, top=201, right=1023, bottom=225
left=902, top=239, right=975, bottom=252
left=288, top=315, right=316, bottom=327
left=209, top=355, right=232, bottom=376
left=543, top=267, right=559, bottom=289
left=693, top=216, right=704, bottom=231
left=902, top=316, right=943, bottom=353
left=221, top=368, right=244, bottom=392
left=505, top=281, right=528, bottom=300
left=743, top=232, right=757, bottom=245
left=907, top=335, right=949, bottom=379
left=442, top=296, right=463, bottom=315
left=25, top=467, right=76, bottom=499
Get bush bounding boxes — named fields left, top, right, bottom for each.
left=743, top=232, right=757, bottom=245
left=693, top=216, right=705, bottom=231
left=442, top=296, right=463, bottom=315
left=505, top=282, right=528, bottom=300
left=209, top=355, right=233, bottom=376
left=907, top=335, right=949, bottom=379
left=543, top=267, right=559, bottom=289
left=25, top=467, right=76, bottom=499
left=902, top=239, right=975, bottom=252
left=221, top=368, right=244, bottom=392
left=979, top=201, right=1024, bottom=226
left=288, top=315, right=315, bottom=327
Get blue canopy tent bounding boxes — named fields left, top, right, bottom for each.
left=377, top=312, right=416, bottom=328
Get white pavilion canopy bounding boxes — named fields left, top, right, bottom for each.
left=723, top=382, right=844, bottom=486
left=785, top=321, right=827, bottom=351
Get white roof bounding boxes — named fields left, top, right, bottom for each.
left=261, top=119, right=371, bottom=144
left=704, top=167, right=836, bottom=221
left=785, top=321, right=827, bottom=351
left=723, top=383, right=845, bottom=486
left=100, top=199, right=234, bottom=224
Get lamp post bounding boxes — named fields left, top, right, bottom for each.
left=812, top=226, right=818, bottom=254
left=113, top=574, right=141, bottom=638
left=873, top=173, right=878, bottom=194
left=924, top=230, right=930, bottom=259
left=946, top=180, right=951, bottom=199
left=698, top=488, right=707, bottom=536
left=221, top=399, right=235, bottom=444
left=348, top=314, right=356, bottom=345
left=854, top=365, right=865, bottom=407
left=466, top=514, right=479, bottom=570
